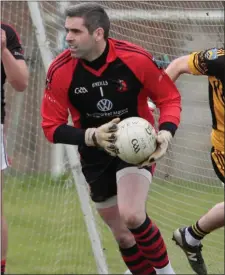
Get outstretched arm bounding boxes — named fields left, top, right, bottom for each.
left=165, top=55, right=190, bottom=82
left=166, top=48, right=225, bottom=81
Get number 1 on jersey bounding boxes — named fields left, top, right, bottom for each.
left=100, top=87, right=104, bottom=97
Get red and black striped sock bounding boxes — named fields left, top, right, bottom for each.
left=129, top=216, right=169, bottom=269
left=1, top=259, right=6, bottom=275
left=120, top=244, right=156, bottom=275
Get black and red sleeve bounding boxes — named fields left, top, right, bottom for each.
left=116, top=41, right=181, bottom=136
left=142, top=55, right=182, bottom=135
left=2, top=23, right=25, bottom=60
left=41, top=55, right=86, bottom=145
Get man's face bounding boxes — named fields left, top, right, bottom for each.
left=65, top=16, right=96, bottom=59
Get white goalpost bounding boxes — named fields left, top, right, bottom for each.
left=2, top=1, right=224, bottom=274
left=27, top=2, right=108, bottom=274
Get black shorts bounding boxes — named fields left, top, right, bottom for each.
left=211, top=147, right=225, bottom=184
left=80, top=146, right=153, bottom=203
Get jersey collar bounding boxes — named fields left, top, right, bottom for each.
left=80, top=38, right=117, bottom=77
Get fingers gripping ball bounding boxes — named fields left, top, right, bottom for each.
left=115, top=117, right=157, bottom=165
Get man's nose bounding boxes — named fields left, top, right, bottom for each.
left=66, top=32, right=74, bottom=42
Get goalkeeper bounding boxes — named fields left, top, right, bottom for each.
left=41, top=3, right=182, bottom=274
left=166, top=47, right=224, bottom=275
left=1, top=23, right=29, bottom=275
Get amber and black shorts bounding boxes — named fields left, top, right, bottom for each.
left=211, top=147, right=225, bottom=184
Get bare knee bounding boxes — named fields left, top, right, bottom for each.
left=120, top=208, right=146, bottom=229
left=105, top=219, right=136, bottom=248
left=97, top=205, right=136, bottom=248
left=113, top=229, right=135, bottom=248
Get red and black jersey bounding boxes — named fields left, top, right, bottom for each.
left=1, top=23, right=25, bottom=124
left=41, top=38, right=181, bottom=157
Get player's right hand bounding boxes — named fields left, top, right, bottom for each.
left=139, top=130, right=172, bottom=167
left=85, top=118, right=120, bottom=156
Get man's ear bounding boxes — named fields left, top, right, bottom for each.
left=94, top=27, right=104, bottom=42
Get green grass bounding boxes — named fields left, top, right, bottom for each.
left=3, top=175, right=224, bottom=274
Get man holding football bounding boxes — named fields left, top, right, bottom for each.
left=41, top=3, right=181, bottom=274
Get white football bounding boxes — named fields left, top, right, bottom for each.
left=115, top=117, right=157, bottom=165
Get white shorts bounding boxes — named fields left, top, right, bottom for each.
left=1, top=124, right=9, bottom=170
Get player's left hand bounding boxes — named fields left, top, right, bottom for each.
left=139, top=130, right=172, bottom=167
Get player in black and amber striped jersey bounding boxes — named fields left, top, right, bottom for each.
left=166, top=47, right=224, bottom=275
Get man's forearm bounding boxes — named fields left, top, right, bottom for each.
left=53, top=124, right=86, bottom=146
left=165, top=55, right=191, bottom=82
left=165, top=61, right=182, bottom=82
left=1, top=48, right=28, bottom=91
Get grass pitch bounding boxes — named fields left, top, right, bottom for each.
left=3, top=174, right=224, bottom=274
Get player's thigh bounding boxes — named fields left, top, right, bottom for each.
left=211, top=147, right=225, bottom=184
left=116, top=161, right=153, bottom=217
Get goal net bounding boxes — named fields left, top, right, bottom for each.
left=1, top=1, right=224, bottom=274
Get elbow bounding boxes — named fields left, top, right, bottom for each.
left=165, top=61, right=182, bottom=82
left=13, top=82, right=28, bottom=92
left=166, top=56, right=190, bottom=81
left=43, top=128, right=54, bottom=143
left=43, top=131, right=54, bottom=144
left=10, top=78, right=28, bottom=92
left=21, top=78, right=29, bottom=91
left=41, top=122, right=56, bottom=144
left=10, top=69, right=29, bottom=92
left=174, top=95, right=182, bottom=115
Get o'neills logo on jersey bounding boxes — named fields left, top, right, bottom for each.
left=92, top=81, right=108, bottom=88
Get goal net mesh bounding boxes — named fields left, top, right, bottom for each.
left=1, top=1, right=224, bottom=274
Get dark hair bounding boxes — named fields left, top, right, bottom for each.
left=65, top=3, right=110, bottom=39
